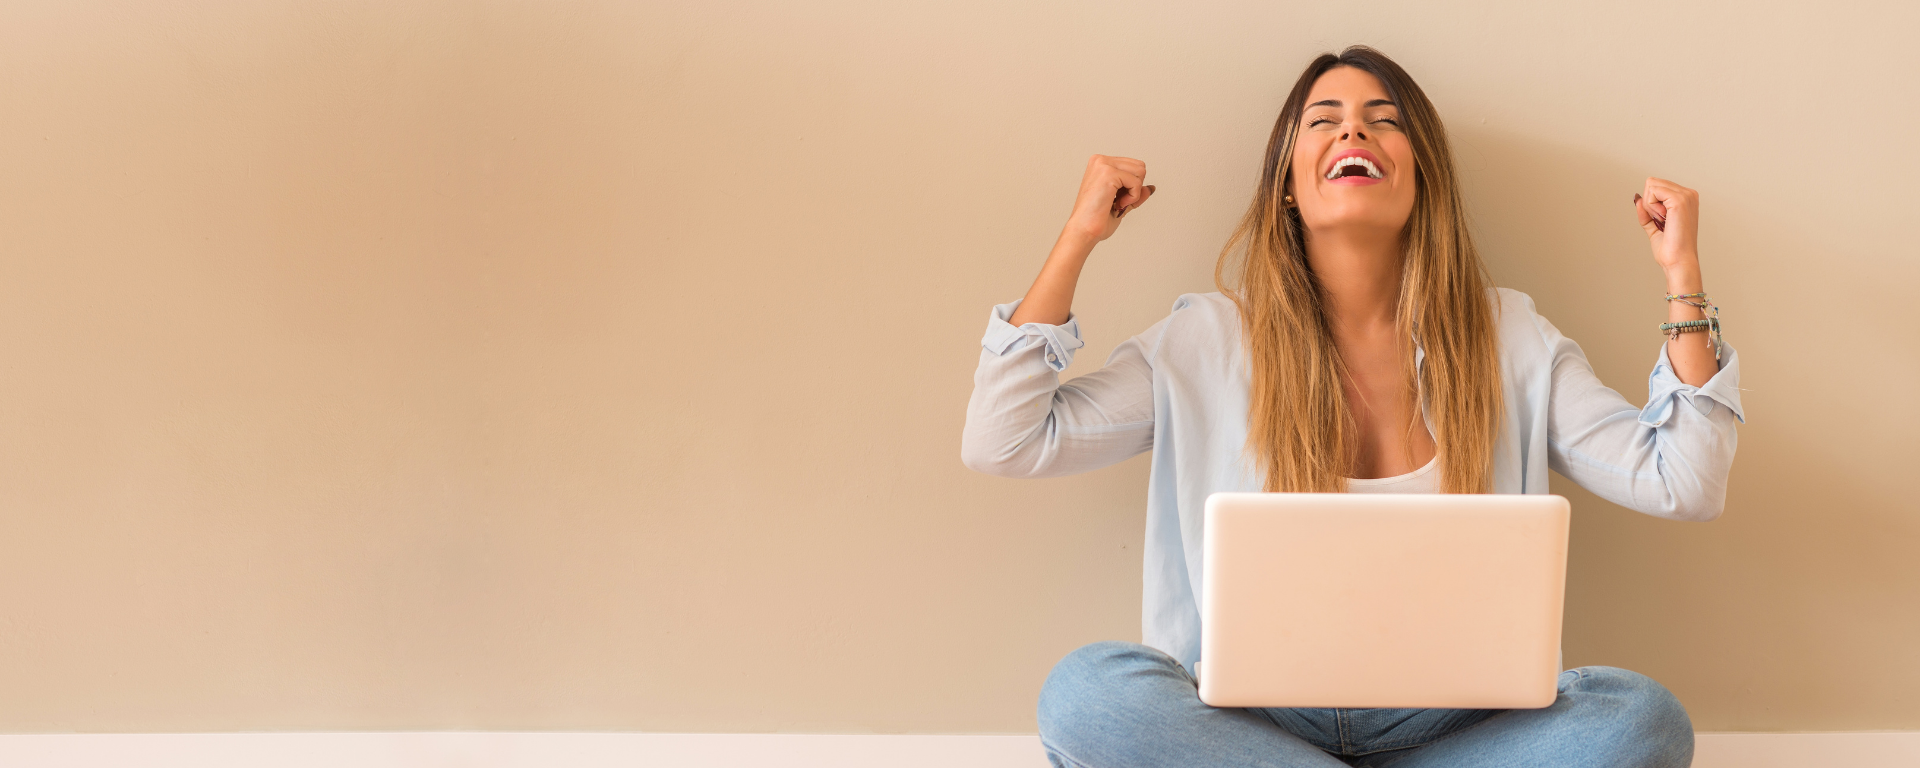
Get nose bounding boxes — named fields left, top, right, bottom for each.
left=1342, top=121, right=1367, bottom=142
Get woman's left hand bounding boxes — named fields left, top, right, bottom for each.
left=1633, top=177, right=1700, bottom=274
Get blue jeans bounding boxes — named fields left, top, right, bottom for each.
left=1037, top=642, right=1693, bottom=768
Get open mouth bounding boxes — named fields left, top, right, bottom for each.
left=1324, top=150, right=1385, bottom=181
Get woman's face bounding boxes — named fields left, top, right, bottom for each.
left=1287, top=66, right=1418, bottom=239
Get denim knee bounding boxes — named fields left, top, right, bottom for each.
left=1572, top=666, right=1695, bottom=764
left=1037, top=642, right=1183, bottom=749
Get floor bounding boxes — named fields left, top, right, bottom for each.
left=0, top=731, right=1913, bottom=766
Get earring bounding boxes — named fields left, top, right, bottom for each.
left=1283, top=194, right=1295, bottom=206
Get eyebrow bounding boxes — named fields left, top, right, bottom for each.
left=1305, top=98, right=1397, bottom=109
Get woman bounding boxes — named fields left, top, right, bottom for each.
left=960, top=47, right=1741, bottom=767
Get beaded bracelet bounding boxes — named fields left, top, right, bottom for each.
left=1660, top=319, right=1716, bottom=335
left=1662, top=293, right=1724, bottom=360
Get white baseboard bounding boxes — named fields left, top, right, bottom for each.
left=1694, top=731, right=1920, bottom=766
left=0, top=731, right=1913, bottom=767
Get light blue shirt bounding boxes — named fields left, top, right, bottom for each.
left=961, top=289, right=1744, bottom=673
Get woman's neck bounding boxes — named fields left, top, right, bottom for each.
left=1305, top=228, right=1405, bottom=336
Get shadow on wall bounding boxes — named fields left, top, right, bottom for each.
left=1452, top=124, right=1920, bottom=731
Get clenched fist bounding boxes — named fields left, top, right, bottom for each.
left=1061, top=154, right=1157, bottom=246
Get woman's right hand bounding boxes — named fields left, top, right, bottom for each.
left=1062, top=154, right=1156, bottom=245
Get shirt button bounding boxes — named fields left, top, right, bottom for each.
left=1047, top=353, right=1057, bottom=363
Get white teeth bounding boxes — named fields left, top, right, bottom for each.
left=1324, top=156, right=1384, bottom=180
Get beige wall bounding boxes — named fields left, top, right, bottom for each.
left=0, top=0, right=1914, bottom=734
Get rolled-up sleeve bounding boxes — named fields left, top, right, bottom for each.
left=960, top=299, right=1157, bottom=478
left=1541, top=311, right=1744, bottom=522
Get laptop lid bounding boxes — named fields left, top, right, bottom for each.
left=1198, top=492, right=1569, bottom=709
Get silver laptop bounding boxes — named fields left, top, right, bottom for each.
left=1197, top=492, right=1569, bottom=709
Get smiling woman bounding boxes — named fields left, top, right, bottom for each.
left=963, top=45, right=1742, bottom=767
left=1230, top=58, right=1500, bottom=496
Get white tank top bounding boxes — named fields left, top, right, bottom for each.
left=1345, top=456, right=1440, bottom=494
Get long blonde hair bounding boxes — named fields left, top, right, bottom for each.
left=1215, top=46, right=1502, bottom=494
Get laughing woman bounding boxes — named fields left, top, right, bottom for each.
left=960, top=47, right=1741, bottom=768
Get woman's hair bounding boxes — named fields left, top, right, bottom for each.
left=1214, top=45, right=1501, bottom=494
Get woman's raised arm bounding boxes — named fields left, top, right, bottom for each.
left=1525, top=177, right=1740, bottom=521
left=960, top=155, right=1162, bottom=478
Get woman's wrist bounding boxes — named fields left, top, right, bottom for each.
left=1053, top=228, right=1099, bottom=262
left=1661, top=259, right=1703, bottom=296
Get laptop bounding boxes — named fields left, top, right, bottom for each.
left=1196, top=492, right=1569, bottom=709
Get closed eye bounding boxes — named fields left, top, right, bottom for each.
left=1306, top=116, right=1397, bottom=128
